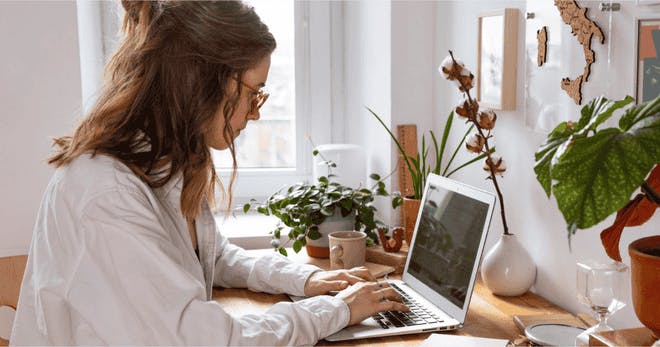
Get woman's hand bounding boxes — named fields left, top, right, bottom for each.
left=336, top=281, right=409, bottom=325
left=303, top=266, right=375, bottom=297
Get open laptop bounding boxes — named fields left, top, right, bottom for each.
left=325, top=173, right=496, bottom=341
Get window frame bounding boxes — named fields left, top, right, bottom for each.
left=215, top=1, right=340, bottom=208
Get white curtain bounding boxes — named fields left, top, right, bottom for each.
left=76, top=0, right=122, bottom=114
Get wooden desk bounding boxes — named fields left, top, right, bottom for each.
left=213, top=249, right=573, bottom=346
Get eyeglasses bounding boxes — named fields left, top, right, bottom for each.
left=237, top=79, right=269, bottom=114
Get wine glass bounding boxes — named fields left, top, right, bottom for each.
left=574, top=261, right=629, bottom=346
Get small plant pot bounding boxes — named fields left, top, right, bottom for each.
left=305, top=213, right=355, bottom=258
left=629, top=235, right=660, bottom=338
left=402, top=197, right=421, bottom=246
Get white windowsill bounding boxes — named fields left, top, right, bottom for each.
left=215, top=213, right=279, bottom=250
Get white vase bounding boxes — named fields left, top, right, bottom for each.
left=480, top=233, right=536, bottom=296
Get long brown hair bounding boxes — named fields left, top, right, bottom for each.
left=49, top=1, right=275, bottom=223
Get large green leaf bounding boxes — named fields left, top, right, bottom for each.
left=534, top=121, right=580, bottom=196
left=550, top=101, right=660, bottom=235
left=534, top=96, right=635, bottom=197
left=579, top=95, right=634, bottom=132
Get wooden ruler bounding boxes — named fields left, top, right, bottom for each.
left=396, top=125, right=417, bottom=199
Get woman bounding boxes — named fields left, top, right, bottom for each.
left=11, top=1, right=407, bottom=345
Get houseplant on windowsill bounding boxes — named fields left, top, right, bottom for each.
left=534, top=94, right=660, bottom=337
left=441, top=50, right=536, bottom=296
left=367, top=107, right=493, bottom=246
left=244, top=151, right=402, bottom=258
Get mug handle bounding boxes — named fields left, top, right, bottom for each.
left=330, top=245, right=344, bottom=268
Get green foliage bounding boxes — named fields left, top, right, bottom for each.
left=244, top=151, right=402, bottom=255
left=367, top=107, right=493, bottom=199
left=534, top=95, right=660, bottom=238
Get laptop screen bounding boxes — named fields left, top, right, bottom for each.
left=406, top=182, right=491, bottom=308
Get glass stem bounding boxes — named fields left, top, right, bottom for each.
left=596, top=310, right=610, bottom=329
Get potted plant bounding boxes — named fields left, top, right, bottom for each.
left=367, top=101, right=492, bottom=245
left=534, top=94, right=660, bottom=337
left=244, top=151, right=402, bottom=258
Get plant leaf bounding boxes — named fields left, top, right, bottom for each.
left=366, top=107, right=420, bottom=194
left=620, top=95, right=660, bottom=130
left=392, top=196, right=403, bottom=209
left=279, top=247, right=288, bottom=256
left=533, top=121, right=581, bottom=197
left=443, top=124, right=474, bottom=176
left=600, top=163, right=660, bottom=261
left=430, top=130, right=440, bottom=174
left=370, top=173, right=381, bottom=181
left=551, top=110, right=660, bottom=232
left=293, top=240, right=303, bottom=253
left=579, top=95, right=634, bottom=132
left=242, top=203, right=251, bottom=213
left=445, top=147, right=495, bottom=178
left=308, top=227, right=322, bottom=240
left=438, top=111, right=455, bottom=173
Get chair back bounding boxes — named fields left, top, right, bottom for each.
left=0, top=255, right=28, bottom=346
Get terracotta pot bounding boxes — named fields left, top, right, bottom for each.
left=305, top=212, right=355, bottom=258
left=402, top=197, right=421, bottom=246
left=629, top=235, right=660, bottom=338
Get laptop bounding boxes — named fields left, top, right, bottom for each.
left=325, top=173, right=496, bottom=341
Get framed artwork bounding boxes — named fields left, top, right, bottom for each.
left=477, top=8, right=519, bottom=110
left=636, top=17, right=660, bottom=103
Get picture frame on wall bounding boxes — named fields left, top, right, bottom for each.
left=636, top=17, right=660, bottom=103
left=477, top=8, right=519, bottom=110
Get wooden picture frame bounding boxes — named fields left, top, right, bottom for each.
left=635, top=17, right=660, bottom=103
left=477, top=8, right=519, bottom=110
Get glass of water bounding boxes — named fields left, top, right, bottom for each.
left=574, top=261, right=629, bottom=346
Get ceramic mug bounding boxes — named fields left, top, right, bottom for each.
left=329, top=231, right=366, bottom=270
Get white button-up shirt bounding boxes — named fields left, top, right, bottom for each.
left=11, top=154, right=349, bottom=345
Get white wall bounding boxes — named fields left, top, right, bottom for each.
left=432, top=0, right=660, bottom=329
left=342, top=1, right=394, bottom=221
left=391, top=1, right=437, bottom=184
left=0, top=1, right=82, bottom=257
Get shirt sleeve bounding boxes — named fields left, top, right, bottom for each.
left=71, top=190, right=349, bottom=346
left=212, top=228, right=321, bottom=296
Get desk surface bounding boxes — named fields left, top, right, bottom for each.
left=213, top=248, right=571, bottom=346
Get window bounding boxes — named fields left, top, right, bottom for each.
left=77, top=1, right=340, bottom=246
left=215, top=1, right=339, bottom=209
left=213, top=0, right=296, bottom=170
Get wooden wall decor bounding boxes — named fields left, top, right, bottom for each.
left=477, top=8, right=519, bottom=110
left=537, top=26, right=548, bottom=66
left=561, top=75, right=584, bottom=105
left=554, top=0, right=605, bottom=104
left=396, top=124, right=417, bottom=198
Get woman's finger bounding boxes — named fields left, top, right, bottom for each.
left=338, top=272, right=369, bottom=284
left=347, top=267, right=376, bottom=282
left=322, top=280, right=349, bottom=292
left=374, top=287, right=403, bottom=302
left=377, top=300, right=409, bottom=312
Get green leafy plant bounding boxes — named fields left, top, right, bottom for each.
left=244, top=151, right=402, bottom=256
left=367, top=108, right=493, bottom=200
left=534, top=94, right=660, bottom=259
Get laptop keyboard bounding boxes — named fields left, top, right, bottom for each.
left=370, top=283, right=443, bottom=329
